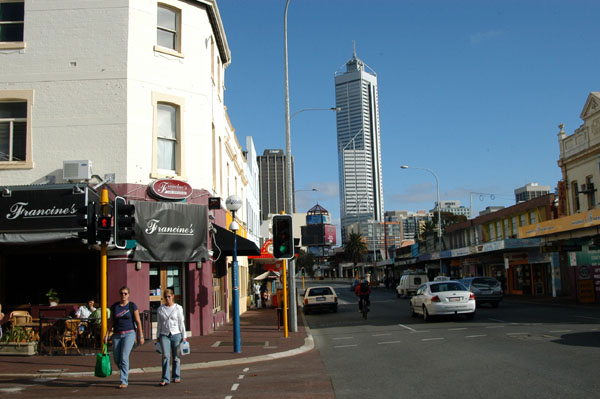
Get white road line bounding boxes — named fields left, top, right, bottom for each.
left=549, top=330, right=572, bottom=333
left=421, top=338, right=444, bottom=341
left=334, top=344, right=358, bottom=348
left=466, top=335, right=487, bottom=338
left=377, top=341, right=402, bottom=345
left=488, top=318, right=505, bottom=323
left=485, top=325, right=505, bottom=329
left=231, top=383, right=239, bottom=391
left=211, top=341, right=221, bottom=348
left=333, top=337, right=354, bottom=340
left=507, top=332, right=528, bottom=336
left=243, top=368, right=249, bottom=372
left=238, top=375, right=245, bottom=380
left=372, top=333, right=392, bottom=337
left=225, top=396, right=233, bottom=399
left=398, top=324, right=417, bottom=332
left=448, top=328, right=467, bottom=331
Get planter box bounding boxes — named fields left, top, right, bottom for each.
left=0, top=342, right=38, bottom=356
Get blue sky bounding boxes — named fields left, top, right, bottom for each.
left=217, top=0, right=600, bottom=232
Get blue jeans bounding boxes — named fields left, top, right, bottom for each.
left=160, top=333, right=182, bottom=383
left=112, top=331, right=135, bottom=386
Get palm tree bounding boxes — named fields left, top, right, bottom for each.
left=345, top=232, right=367, bottom=272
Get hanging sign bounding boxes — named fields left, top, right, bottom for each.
left=148, top=179, right=192, bottom=200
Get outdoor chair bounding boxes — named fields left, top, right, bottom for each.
left=59, top=319, right=81, bottom=354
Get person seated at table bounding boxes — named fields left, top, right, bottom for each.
left=88, top=305, right=110, bottom=325
left=75, top=298, right=96, bottom=319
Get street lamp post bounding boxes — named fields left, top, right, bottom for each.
left=400, top=165, right=443, bottom=273
left=226, top=195, right=242, bottom=353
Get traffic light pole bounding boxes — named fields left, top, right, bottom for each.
left=100, top=188, right=109, bottom=342
left=282, top=259, right=289, bottom=338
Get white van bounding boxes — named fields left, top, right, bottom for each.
left=396, top=273, right=429, bottom=297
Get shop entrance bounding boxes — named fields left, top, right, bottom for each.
left=149, top=264, right=183, bottom=323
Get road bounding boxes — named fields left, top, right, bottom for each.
left=304, top=280, right=600, bottom=399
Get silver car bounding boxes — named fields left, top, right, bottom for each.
left=460, top=277, right=503, bottom=308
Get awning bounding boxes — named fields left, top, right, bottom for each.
left=253, top=270, right=280, bottom=281
left=212, top=224, right=260, bottom=256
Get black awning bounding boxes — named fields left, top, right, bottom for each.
left=212, top=224, right=260, bottom=256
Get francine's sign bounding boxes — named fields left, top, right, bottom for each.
left=148, top=179, right=192, bottom=200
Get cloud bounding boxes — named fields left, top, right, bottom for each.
left=470, top=29, right=503, bottom=45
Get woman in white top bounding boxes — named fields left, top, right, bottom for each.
left=156, top=289, right=187, bottom=386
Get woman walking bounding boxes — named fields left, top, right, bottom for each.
left=156, top=289, right=187, bottom=386
left=104, top=286, right=144, bottom=389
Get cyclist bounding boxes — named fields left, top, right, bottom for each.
left=354, top=279, right=371, bottom=313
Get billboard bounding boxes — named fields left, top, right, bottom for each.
left=301, top=224, right=323, bottom=246
left=324, top=224, right=336, bottom=245
left=306, top=214, right=332, bottom=224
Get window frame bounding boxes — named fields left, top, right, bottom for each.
left=151, top=92, right=185, bottom=179
left=0, top=0, right=25, bottom=50
left=154, top=3, right=183, bottom=58
left=0, top=89, right=33, bottom=169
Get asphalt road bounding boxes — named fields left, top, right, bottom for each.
left=304, top=281, right=600, bottom=399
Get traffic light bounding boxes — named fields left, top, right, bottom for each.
left=114, top=196, right=135, bottom=249
left=301, top=267, right=306, bottom=276
left=272, top=214, right=294, bottom=259
left=97, top=215, right=112, bottom=242
left=77, top=202, right=97, bottom=244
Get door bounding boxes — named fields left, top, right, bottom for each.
left=149, top=264, right=184, bottom=323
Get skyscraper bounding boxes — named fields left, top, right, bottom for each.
left=335, top=48, right=384, bottom=243
left=257, top=149, right=295, bottom=220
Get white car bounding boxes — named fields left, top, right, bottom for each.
left=410, top=281, right=476, bottom=321
left=303, top=286, right=338, bottom=314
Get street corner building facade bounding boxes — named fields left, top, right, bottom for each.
left=0, top=0, right=260, bottom=338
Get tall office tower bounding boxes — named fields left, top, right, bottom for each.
left=515, top=182, right=550, bottom=203
left=335, top=48, right=384, bottom=243
left=257, top=149, right=295, bottom=220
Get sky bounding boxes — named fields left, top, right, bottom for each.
left=217, top=0, right=600, bottom=235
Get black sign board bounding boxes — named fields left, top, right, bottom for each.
left=0, top=187, right=88, bottom=232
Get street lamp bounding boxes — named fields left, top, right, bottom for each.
left=226, top=195, right=242, bottom=353
left=400, top=165, right=443, bottom=272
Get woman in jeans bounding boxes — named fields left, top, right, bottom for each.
left=104, top=286, right=144, bottom=389
left=156, top=289, right=187, bottom=386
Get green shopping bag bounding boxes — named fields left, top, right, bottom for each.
left=94, top=344, right=112, bottom=378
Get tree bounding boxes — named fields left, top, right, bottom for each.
left=345, top=232, right=367, bottom=270
left=296, top=249, right=316, bottom=277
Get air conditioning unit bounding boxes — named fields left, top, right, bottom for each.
left=63, top=160, right=92, bottom=181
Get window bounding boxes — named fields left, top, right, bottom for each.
left=529, top=211, right=536, bottom=224
left=0, top=90, right=33, bottom=169
left=512, top=216, right=518, bottom=236
left=152, top=92, right=185, bottom=178
left=586, top=175, right=595, bottom=210
left=0, top=0, right=24, bottom=49
left=496, top=221, right=502, bottom=240
left=520, top=214, right=526, bottom=227
left=572, top=181, right=580, bottom=212
left=489, top=224, right=495, bottom=241
left=503, top=219, right=509, bottom=238
left=156, top=4, right=181, bottom=56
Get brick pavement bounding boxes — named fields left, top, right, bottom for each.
left=0, top=307, right=311, bottom=378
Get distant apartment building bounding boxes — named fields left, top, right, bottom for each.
left=478, top=206, right=505, bottom=216
left=346, top=220, right=401, bottom=261
left=385, top=210, right=432, bottom=241
left=515, top=182, right=551, bottom=203
left=257, top=149, right=295, bottom=220
left=433, top=200, right=471, bottom=218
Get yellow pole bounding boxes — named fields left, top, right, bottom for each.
left=302, top=275, right=305, bottom=290
left=282, top=259, right=289, bottom=338
left=100, top=188, right=109, bottom=342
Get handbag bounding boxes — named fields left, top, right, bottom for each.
left=94, top=344, right=112, bottom=378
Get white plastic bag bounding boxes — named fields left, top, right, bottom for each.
left=178, top=341, right=190, bottom=356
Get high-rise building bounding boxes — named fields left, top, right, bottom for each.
left=335, top=48, right=384, bottom=243
left=515, top=182, right=550, bottom=203
left=257, top=149, right=295, bottom=220
left=433, top=200, right=471, bottom=218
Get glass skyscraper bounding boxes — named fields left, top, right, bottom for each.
left=335, top=49, right=384, bottom=243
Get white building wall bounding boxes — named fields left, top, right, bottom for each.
left=244, top=136, right=260, bottom=246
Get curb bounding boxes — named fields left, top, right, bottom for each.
left=0, top=329, right=315, bottom=379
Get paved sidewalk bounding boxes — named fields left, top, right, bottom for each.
left=0, top=308, right=311, bottom=378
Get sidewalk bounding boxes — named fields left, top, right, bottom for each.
left=0, top=307, right=312, bottom=378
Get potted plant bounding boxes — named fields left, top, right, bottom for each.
left=46, top=288, right=59, bottom=306
left=0, top=326, right=38, bottom=356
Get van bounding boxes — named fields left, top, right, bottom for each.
left=396, top=273, right=429, bottom=297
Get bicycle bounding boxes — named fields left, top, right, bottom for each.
left=359, top=296, right=370, bottom=320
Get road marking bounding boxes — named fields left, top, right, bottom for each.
left=225, top=396, right=232, bottom=399
left=488, top=318, right=505, bottom=323
left=549, top=330, right=572, bottom=333
left=398, top=324, right=417, bottom=332
left=212, top=341, right=221, bottom=347
left=378, top=341, right=402, bottom=345
left=507, top=332, right=528, bottom=336
left=466, top=335, right=487, bottom=338
left=421, top=338, right=444, bottom=341
left=372, top=333, right=392, bottom=337
left=485, top=325, right=505, bottom=329
left=231, top=383, right=239, bottom=391
left=243, top=368, right=249, bottom=372
left=334, top=344, right=358, bottom=348
left=333, top=336, right=354, bottom=340
left=448, top=328, right=467, bottom=331
left=238, top=375, right=245, bottom=380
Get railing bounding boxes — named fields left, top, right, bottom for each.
left=37, top=310, right=150, bottom=356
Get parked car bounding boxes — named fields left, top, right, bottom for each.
left=460, top=277, right=503, bottom=308
left=433, top=276, right=451, bottom=281
left=396, top=273, right=429, bottom=297
left=410, top=281, right=476, bottom=321
left=303, top=286, right=338, bottom=314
